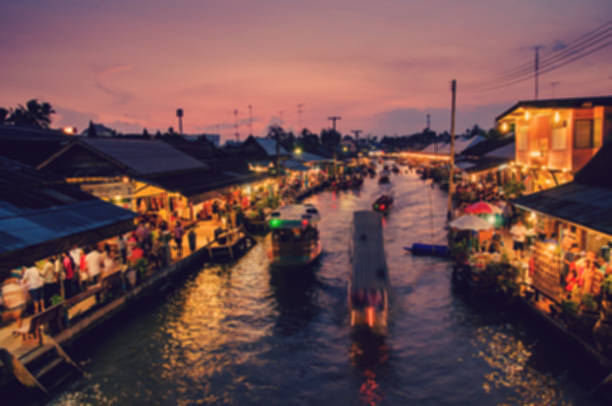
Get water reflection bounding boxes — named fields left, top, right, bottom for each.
left=473, top=325, right=572, bottom=405
left=269, top=267, right=320, bottom=336
left=350, top=334, right=390, bottom=406
left=47, top=173, right=606, bottom=406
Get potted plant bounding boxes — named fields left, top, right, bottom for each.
left=569, top=293, right=600, bottom=338
left=560, top=299, right=579, bottom=326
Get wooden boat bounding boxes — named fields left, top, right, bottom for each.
left=206, top=228, right=256, bottom=262
left=267, top=204, right=322, bottom=268
left=378, top=169, right=390, bottom=184
left=348, top=211, right=390, bottom=335
left=372, top=195, right=393, bottom=214
left=244, top=213, right=269, bottom=234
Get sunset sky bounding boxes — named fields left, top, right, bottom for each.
left=1, top=0, right=611, bottom=140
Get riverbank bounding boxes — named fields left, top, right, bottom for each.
left=41, top=171, right=607, bottom=405
left=413, top=159, right=612, bottom=383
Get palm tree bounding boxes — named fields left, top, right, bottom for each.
left=8, top=99, right=55, bottom=128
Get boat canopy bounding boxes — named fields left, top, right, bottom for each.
left=269, top=204, right=320, bottom=229
left=351, top=210, right=389, bottom=290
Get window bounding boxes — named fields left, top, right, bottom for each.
left=594, top=118, right=602, bottom=148
left=551, top=127, right=567, bottom=150
left=574, top=119, right=593, bottom=148
left=517, top=126, right=528, bottom=151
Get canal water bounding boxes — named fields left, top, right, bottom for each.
left=49, top=172, right=607, bottom=405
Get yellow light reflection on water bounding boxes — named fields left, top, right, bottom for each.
left=472, top=326, right=570, bottom=405
left=156, top=256, right=273, bottom=400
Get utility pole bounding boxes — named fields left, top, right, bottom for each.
left=448, top=79, right=456, bottom=221
left=328, top=116, right=341, bottom=131
left=176, top=108, right=184, bottom=136
left=351, top=129, right=362, bottom=140
left=328, top=116, right=341, bottom=178
left=534, top=46, right=542, bottom=100
left=248, top=105, right=253, bottom=136
left=297, top=103, right=304, bottom=131
left=233, top=109, right=239, bottom=142
left=275, top=127, right=281, bottom=178
left=426, top=113, right=431, bottom=130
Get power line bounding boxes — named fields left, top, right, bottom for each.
left=473, top=39, right=612, bottom=93
left=474, top=20, right=612, bottom=87
left=467, top=20, right=612, bottom=92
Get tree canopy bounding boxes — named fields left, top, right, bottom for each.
left=1, top=99, right=55, bottom=128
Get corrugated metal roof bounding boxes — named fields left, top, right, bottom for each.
left=513, top=142, right=612, bottom=236
left=513, top=183, right=612, bottom=236
left=496, top=95, right=612, bottom=121
left=295, top=152, right=328, bottom=162
left=351, top=211, right=389, bottom=289
left=0, top=200, right=134, bottom=255
left=81, top=138, right=207, bottom=175
left=147, top=169, right=269, bottom=203
left=0, top=157, right=136, bottom=270
left=254, top=137, right=289, bottom=157
left=422, top=136, right=484, bottom=155
left=484, top=142, right=515, bottom=160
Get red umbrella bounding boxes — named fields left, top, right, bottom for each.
left=465, top=201, right=494, bottom=214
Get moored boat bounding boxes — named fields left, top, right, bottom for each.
left=378, top=169, right=390, bottom=184
left=348, top=210, right=390, bottom=335
left=372, top=194, right=393, bottom=214
left=267, top=204, right=322, bottom=268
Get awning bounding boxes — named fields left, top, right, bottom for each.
left=283, top=159, right=310, bottom=172
left=512, top=182, right=612, bottom=237
left=0, top=200, right=136, bottom=271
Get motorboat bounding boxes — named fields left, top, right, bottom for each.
left=267, top=204, right=322, bottom=268
left=348, top=211, right=390, bottom=335
left=372, top=195, right=393, bottom=214
left=378, top=169, right=390, bottom=184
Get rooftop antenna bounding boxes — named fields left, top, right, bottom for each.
left=327, top=116, right=341, bottom=132
left=248, top=105, right=253, bottom=136
left=233, top=109, right=240, bottom=142
left=176, top=108, right=184, bottom=135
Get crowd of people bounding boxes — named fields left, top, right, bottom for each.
left=0, top=215, right=197, bottom=332
left=454, top=180, right=505, bottom=207
left=561, top=242, right=612, bottom=302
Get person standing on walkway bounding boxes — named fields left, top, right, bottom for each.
left=510, top=220, right=527, bottom=259
left=41, top=257, right=57, bottom=306
left=54, top=255, right=65, bottom=299
left=174, top=221, right=184, bottom=258
left=86, top=246, right=103, bottom=285
left=22, top=264, right=45, bottom=313
left=118, top=234, right=128, bottom=264
left=62, top=252, right=76, bottom=298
